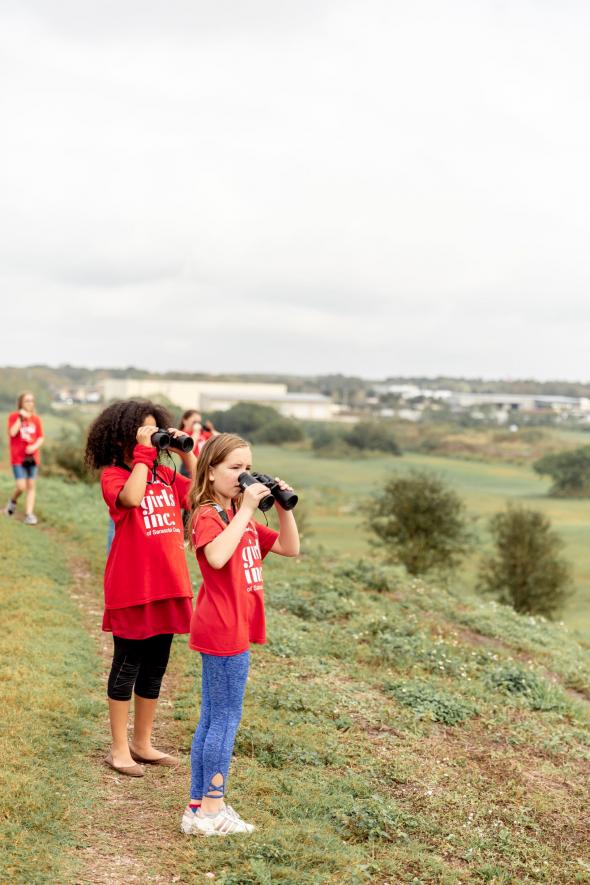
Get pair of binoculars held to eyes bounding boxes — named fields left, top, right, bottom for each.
left=238, top=472, right=298, bottom=512
left=150, top=428, right=195, bottom=453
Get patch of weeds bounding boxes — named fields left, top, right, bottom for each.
left=485, top=665, right=571, bottom=714
left=332, top=797, right=414, bottom=843
left=332, top=559, right=399, bottom=594
left=235, top=727, right=340, bottom=768
left=384, top=680, right=478, bottom=725
left=268, top=574, right=358, bottom=621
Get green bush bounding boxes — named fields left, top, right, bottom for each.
left=252, top=417, right=305, bottom=444
left=345, top=421, right=401, bottom=455
left=477, top=505, right=572, bottom=618
left=208, top=402, right=305, bottom=445
left=209, top=402, right=282, bottom=437
left=364, top=470, right=471, bottom=575
left=534, top=446, right=590, bottom=496
left=42, top=430, right=96, bottom=484
left=310, top=424, right=352, bottom=456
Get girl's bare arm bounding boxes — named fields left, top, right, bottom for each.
left=203, top=484, right=270, bottom=569
left=271, top=507, right=300, bottom=557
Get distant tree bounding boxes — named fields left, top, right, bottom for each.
left=345, top=421, right=401, bottom=455
left=253, top=417, right=304, bottom=444
left=310, top=424, right=353, bottom=457
left=364, top=470, right=471, bottom=575
left=209, top=402, right=282, bottom=436
left=533, top=447, right=590, bottom=497
left=477, top=505, right=572, bottom=617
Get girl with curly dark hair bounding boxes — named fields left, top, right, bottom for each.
left=85, top=399, right=197, bottom=777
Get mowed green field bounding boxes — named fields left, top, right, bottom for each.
left=253, top=446, right=590, bottom=638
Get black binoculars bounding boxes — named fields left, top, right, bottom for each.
left=238, top=472, right=298, bottom=512
left=150, top=428, right=195, bottom=453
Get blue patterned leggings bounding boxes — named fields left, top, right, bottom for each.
left=190, top=651, right=250, bottom=800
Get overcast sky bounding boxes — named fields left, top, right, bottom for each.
left=1, top=0, right=590, bottom=380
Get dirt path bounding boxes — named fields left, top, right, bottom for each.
left=63, top=553, right=195, bottom=885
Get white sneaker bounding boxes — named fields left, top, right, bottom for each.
left=225, top=805, right=255, bottom=833
left=4, top=500, right=16, bottom=516
left=181, top=806, right=255, bottom=836
left=24, top=513, right=38, bottom=525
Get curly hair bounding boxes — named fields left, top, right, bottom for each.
left=85, top=399, right=173, bottom=470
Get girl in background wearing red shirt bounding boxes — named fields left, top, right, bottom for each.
left=85, top=400, right=197, bottom=777
left=181, top=433, right=299, bottom=837
left=4, top=392, right=44, bottom=525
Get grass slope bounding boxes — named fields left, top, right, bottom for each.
left=253, top=446, right=590, bottom=636
left=0, top=497, right=103, bottom=883
left=0, top=470, right=589, bottom=883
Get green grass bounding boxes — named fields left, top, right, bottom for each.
left=0, top=493, right=104, bottom=883
left=253, top=446, right=590, bottom=637
left=1, top=465, right=589, bottom=883
left=3, top=407, right=590, bottom=634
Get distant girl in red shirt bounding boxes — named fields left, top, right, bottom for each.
left=85, top=400, right=197, bottom=777
left=4, top=392, right=44, bottom=525
left=181, top=433, right=299, bottom=837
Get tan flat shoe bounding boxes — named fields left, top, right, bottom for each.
left=104, top=752, right=145, bottom=777
left=129, top=748, right=179, bottom=767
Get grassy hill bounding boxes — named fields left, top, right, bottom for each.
left=1, top=470, right=589, bottom=884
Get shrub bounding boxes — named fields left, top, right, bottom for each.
left=477, top=505, right=572, bottom=618
left=364, top=470, right=471, bottom=575
left=209, top=402, right=282, bottom=437
left=345, top=421, right=401, bottom=455
left=534, top=446, right=590, bottom=496
left=252, top=417, right=304, bottom=444
left=311, top=425, right=352, bottom=457
left=42, top=430, right=96, bottom=484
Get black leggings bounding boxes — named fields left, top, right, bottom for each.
left=107, top=634, right=174, bottom=701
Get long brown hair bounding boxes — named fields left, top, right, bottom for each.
left=180, top=409, right=199, bottom=431
left=17, top=392, right=35, bottom=412
left=188, top=433, right=250, bottom=547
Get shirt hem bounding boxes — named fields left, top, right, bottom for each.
left=102, top=627, right=190, bottom=639
left=104, top=591, right=193, bottom=610
left=188, top=639, right=266, bottom=656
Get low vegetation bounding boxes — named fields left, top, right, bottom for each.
left=477, top=505, right=573, bottom=618
left=1, top=467, right=589, bottom=883
left=534, top=446, right=590, bottom=497
left=364, top=470, right=471, bottom=576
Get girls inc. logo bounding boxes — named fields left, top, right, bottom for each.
left=242, top=542, right=262, bottom=589
left=141, top=486, right=177, bottom=531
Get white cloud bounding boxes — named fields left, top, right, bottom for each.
left=1, top=0, right=590, bottom=379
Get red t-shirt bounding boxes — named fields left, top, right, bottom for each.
left=197, top=430, right=212, bottom=453
left=101, top=465, right=193, bottom=615
left=8, top=413, right=43, bottom=465
left=189, top=506, right=279, bottom=656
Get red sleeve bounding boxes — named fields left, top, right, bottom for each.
left=193, top=507, right=225, bottom=551
left=7, top=412, right=17, bottom=429
left=255, top=521, right=279, bottom=558
left=172, top=472, right=191, bottom=510
left=101, top=468, right=127, bottom=513
left=35, top=416, right=44, bottom=435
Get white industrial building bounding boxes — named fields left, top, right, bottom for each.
left=99, top=378, right=339, bottom=421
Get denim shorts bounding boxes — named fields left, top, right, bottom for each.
left=13, top=463, right=38, bottom=480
